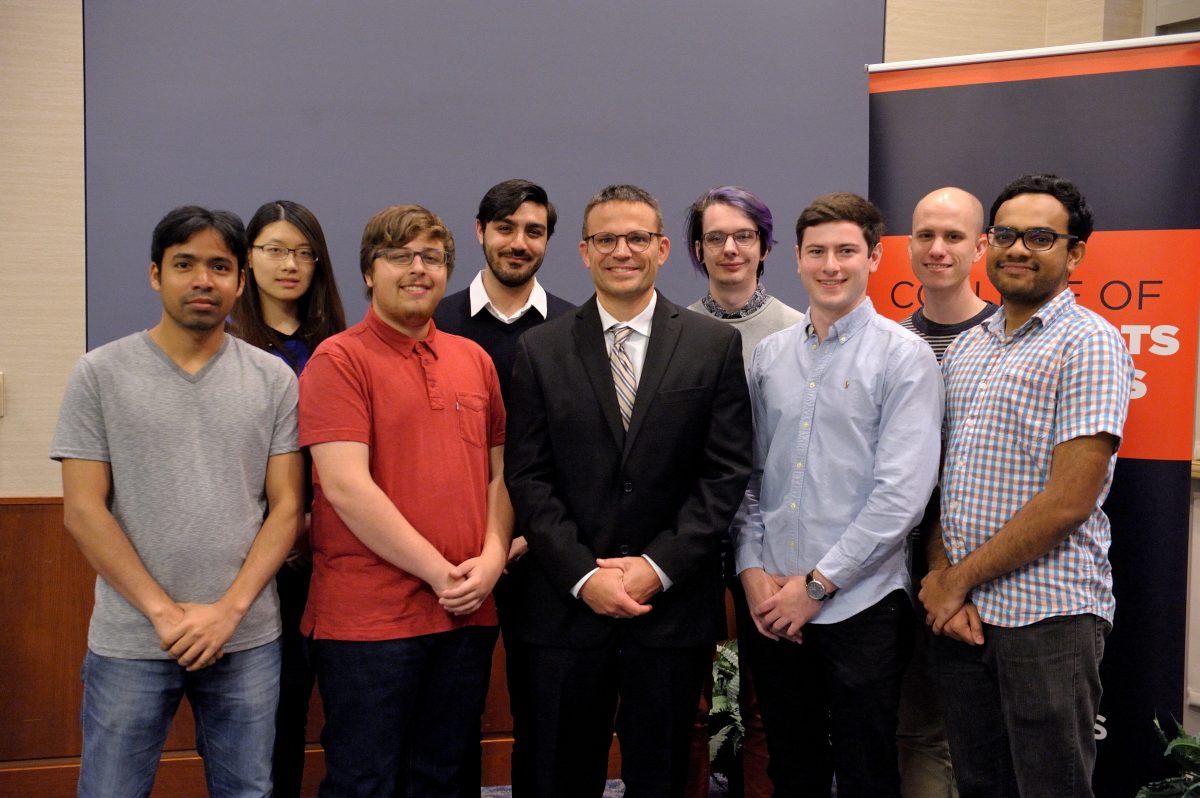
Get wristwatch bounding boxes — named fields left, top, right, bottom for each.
left=805, top=571, right=834, bottom=601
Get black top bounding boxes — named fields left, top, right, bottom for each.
left=433, top=285, right=575, bottom=402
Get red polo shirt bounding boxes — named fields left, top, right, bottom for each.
left=299, top=307, right=504, bottom=640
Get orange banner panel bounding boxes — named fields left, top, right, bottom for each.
left=869, top=230, right=1200, bottom=461
left=869, top=41, right=1200, bottom=93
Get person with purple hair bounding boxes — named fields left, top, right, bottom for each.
left=684, top=186, right=802, bottom=798
left=685, top=186, right=803, bottom=365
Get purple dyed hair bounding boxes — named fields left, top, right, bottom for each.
left=684, top=185, right=776, bottom=279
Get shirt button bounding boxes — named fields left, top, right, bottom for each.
left=839, top=336, right=846, bottom=343
left=789, top=502, right=797, bottom=510
left=808, top=381, right=816, bottom=388
left=623, top=481, right=633, bottom=494
left=811, top=344, right=818, bottom=350
left=796, top=462, right=804, bottom=470
left=802, top=421, right=810, bottom=429
left=788, top=541, right=796, bottom=549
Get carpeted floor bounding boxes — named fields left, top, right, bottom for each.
left=480, top=776, right=733, bottom=796
left=480, top=780, right=626, bottom=796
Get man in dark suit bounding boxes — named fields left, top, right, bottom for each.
left=505, top=184, right=753, bottom=798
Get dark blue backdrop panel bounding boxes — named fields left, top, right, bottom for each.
left=868, top=66, right=1200, bottom=234
left=85, top=0, right=885, bottom=347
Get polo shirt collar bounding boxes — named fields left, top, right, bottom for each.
left=365, top=305, right=439, bottom=357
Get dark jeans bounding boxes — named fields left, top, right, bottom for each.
left=742, top=589, right=913, bottom=798
left=457, top=570, right=526, bottom=797
left=929, top=613, right=1108, bottom=798
left=273, top=562, right=316, bottom=798
left=523, top=633, right=711, bottom=798
left=313, top=626, right=498, bottom=798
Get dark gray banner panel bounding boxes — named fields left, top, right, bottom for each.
left=85, top=1, right=884, bottom=347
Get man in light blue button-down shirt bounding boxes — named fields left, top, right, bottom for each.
left=734, top=192, right=943, bottom=797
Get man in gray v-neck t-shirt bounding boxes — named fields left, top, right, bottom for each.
left=52, top=206, right=302, bottom=797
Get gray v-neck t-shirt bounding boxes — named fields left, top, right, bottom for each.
left=52, top=331, right=299, bottom=659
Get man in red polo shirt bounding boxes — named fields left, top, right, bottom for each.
left=299, top=204, right=512, bottom=797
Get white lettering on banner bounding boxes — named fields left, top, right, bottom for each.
left=1120, top=325, right=1179, bottom=400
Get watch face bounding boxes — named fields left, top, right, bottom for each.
left=806, top=578, right=825, bottom=601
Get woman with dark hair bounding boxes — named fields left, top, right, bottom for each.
left=231, top=200, right=346, bottom=797
left=232, top=200, right=346, bottom=371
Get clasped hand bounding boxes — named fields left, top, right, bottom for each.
left=580, top=556, right=661, bottom=618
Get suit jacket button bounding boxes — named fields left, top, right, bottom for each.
left=623, top=481, right=633, bottom=493
left=619, top=545, right=631, bottom=555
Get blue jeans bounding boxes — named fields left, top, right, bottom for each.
left=313, top=626, right=498, bottom=798
left=929, top=613, right=1108, bottom=798
left=77, top=640, right=281, bottom=798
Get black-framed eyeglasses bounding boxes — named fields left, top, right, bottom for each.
left=701, top=229, right=759, bottom=250
left=252, top=244, right=318, bottom=263
left=584, top=231, right=661, bottom=254
left=376, top=248, right=448, bottom=267
left=986, top=226, right=1078, bottom=252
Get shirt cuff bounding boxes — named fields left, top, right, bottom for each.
left=642, top=555, right=672, bottom=591
left=570, top=567, right=599, bottom=598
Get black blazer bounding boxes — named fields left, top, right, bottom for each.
left=505, top=293, right=752, bottom=648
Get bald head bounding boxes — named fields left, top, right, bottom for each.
left=912, top=187, right=984, bottom=237
left=907, top=186, right=987, bottom=299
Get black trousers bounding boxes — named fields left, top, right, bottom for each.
left=521, top=631, right=711, bottom=798
left=742, top=589, right=914, bottom=798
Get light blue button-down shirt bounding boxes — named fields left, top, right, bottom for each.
left=734, top=298, right=943, bottom=624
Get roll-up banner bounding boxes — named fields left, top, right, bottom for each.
left=867, top=35, right=1200, bottom=796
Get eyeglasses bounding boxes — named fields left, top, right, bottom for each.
left=701, top=229, right=759, bottom=250
left=584, top=231, right=661, bottom=254
left=376, top=248, right=448, bottom=267
left=252, top=244, right=318, bottom=263
left=986, top=226, right=1078, bottom=252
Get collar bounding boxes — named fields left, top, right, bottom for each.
left=364, top=305, right=438, bottom=358
left=984, top=287, right=1075, bottom=340
left=699, top=284, right=768, bottom=319
left=804, top=296, right=875, bottom=342
left=597, top=291, right=657, bottom=338
left=468, top=270, right=548, bottom=323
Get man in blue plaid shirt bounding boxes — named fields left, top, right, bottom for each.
left=919, top=174, right=1134, bottom=798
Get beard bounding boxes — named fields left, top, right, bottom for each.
left=486, top=249, right=543, bottom=288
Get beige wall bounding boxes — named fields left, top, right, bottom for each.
left=885, top=0, right=1145, bottom=61
left=0, top=0, right=84, bottom=497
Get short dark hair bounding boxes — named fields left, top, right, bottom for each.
left=684, top=186, right=776, bottom=279
left=581, top=184, right=662, bottom=238
left=989, top=174, right=1094, bottom=243
left=795, top=192, right=884, bottom=250
left=477, top=179, right=556, bottom=238
left=231, top=200, right=347, bottom=371
left=359, top=204, right=455, bottom=297
left=150, top=206, right=247, bottom=273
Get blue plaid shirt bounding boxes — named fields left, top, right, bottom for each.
left=940, top=288, right=1133, bottom=627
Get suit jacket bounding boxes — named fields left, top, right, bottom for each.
left=505, top=292, right=752, bottom=649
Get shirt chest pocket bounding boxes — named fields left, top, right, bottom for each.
left=456, top=391, right=488, bottom=448
left=996, top=368, right=1056, bottom=441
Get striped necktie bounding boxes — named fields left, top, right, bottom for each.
left=610, top=325, right=637, bottom=430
